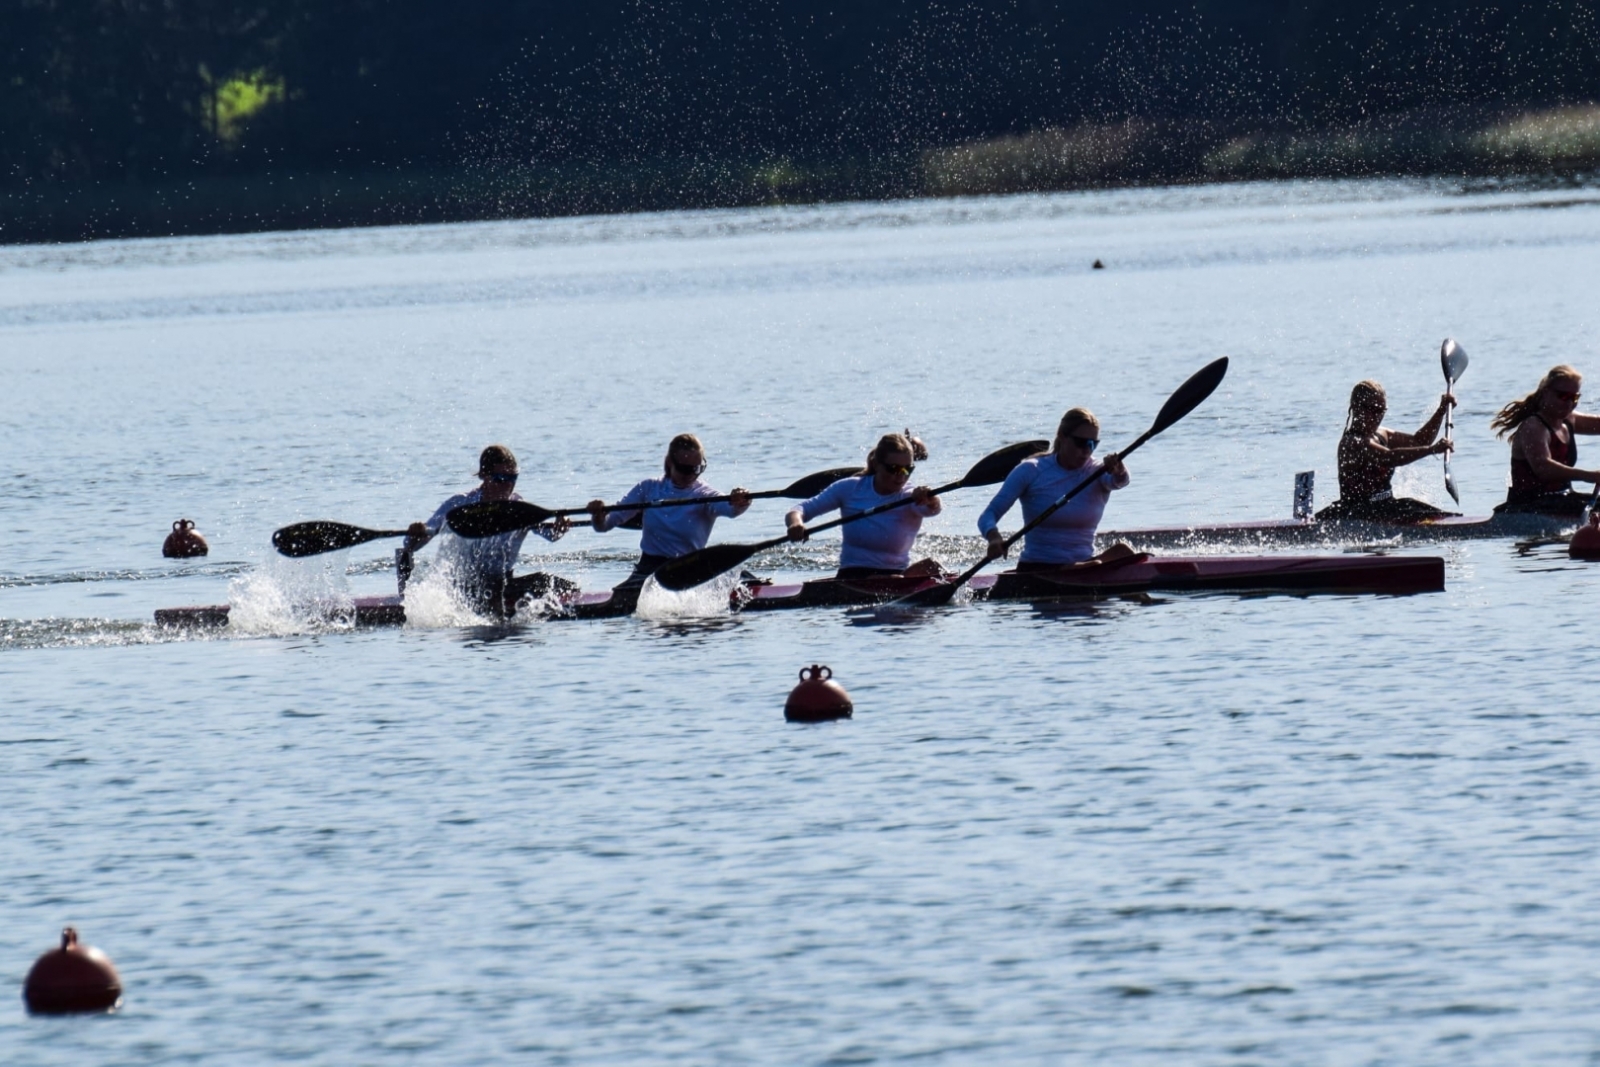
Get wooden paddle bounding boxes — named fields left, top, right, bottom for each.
left=652, top=439, right=1049, bottom=592
left=1440, top=338, right=1468, bottom=504
left=885, top=356, right=1230, bottom=609
left=273, top=514, right=598, bottom=558
left=445, top=466, right=864, bottom=539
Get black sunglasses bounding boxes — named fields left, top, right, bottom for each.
left=486, top=471, right=519, bottom=484
left=1066, top=436, right=1098, bottom=452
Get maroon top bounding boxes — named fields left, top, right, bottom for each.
left=1509, top=416, right=1576, bottom=502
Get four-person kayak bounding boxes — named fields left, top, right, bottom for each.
left=153, top=550, right=1444, bottom=629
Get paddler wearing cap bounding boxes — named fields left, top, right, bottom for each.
left=1317, top=380, right=1455, bottom=522
left=402, top=444, right=574, bottom=615
left=978, top=409, right=1128, bottom=567
left=587, top=434, right=752, bottom=591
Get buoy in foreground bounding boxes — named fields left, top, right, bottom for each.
left=1570, top=513, right=1600, bottom=560
left=163, top=519, right=209, bottom=558
left=785, top=664, right=853, bottom=723
left=23, top=927, right=123, bottom=1014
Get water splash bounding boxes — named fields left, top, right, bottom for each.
left=227, top=552, right=355, bottom=635
left=398, top=557, right=498, bottom=629
left=635, top=572, right=739, bottom=620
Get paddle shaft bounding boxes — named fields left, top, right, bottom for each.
left=1443, top=366, right=1457, bottom=500
left=713, top=477, right=965, bottom=561
left=574, top=485, right=818, bottom=518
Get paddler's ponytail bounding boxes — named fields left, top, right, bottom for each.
left=867, top=431, right=927, bottom=470
left=1492, top=365, right=1583, bottom=438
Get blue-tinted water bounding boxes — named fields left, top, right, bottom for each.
left=5, top=179, right=1600, bottom=1064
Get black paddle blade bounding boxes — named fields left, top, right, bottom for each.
left=960, top=440, right=1050, bottom=487
left=446, top=500, right=554, bottom=539
left=1149, top=357, right=1229, bottom=437
left=782, top=466, right=865, bottom=499
left=272, top=521, right=404, bottom=558
left=652, top=540, right=770, bottom=592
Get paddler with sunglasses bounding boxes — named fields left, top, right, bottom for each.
left=1491, top=364, right=1600, bottom=515
left=978, top=409, right=1129, bottom=567
left=587, top=434, right=752, bottom=590
left=784, top=431, right=942, bottom=578
left=402, top=444, right=575, bottom=616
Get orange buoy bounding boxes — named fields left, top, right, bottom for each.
left=1571, top=513, right=1600, bottom=560
left=785, top=664, right=853, bottom=723
left=23, top=927, right=123, bottom=1014
left=162, top=519, right=209, bottom=558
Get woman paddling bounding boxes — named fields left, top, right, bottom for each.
left=785, top=432, right=941, bottom=578
left=978, top=409, right=1128, bottom=567
left=587, top=434, right=752, bottom=591
left=403, top=445, right=574, bottom=616
left=1491, top=365, right=1600, bottom=515
left=1316, top=380, right=1455, bottom=522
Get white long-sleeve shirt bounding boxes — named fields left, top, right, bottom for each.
left=793, top=475, right=939, bottom=571
left=977, top=455, right=1129, bottom=565
left=593, top=477, right=740, bottom=559
left=425, top=489, right=563, bottom=580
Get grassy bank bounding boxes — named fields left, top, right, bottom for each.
left=922, top=104, right=1600, bottom=196
left=6, top=104, right=1600, bottom=245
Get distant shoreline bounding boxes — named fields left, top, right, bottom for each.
left=7, top=104, right=1600, bottom=247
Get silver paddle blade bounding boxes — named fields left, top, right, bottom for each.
left=1441, top=338, right=1469, bottom=383
left=1444, top=466, right=1460, bottom=504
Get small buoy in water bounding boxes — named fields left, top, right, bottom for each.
left=1092, top=259, right=1105, bottom=270
left=1570, top=513, right=1600, bottom=560
left=23, top=927, right=123, bottom=1015
left=163, top=518, right=209, bottom=558
left=785, top=664, right=853, bottom=723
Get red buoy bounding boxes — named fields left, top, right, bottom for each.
left=163, top=519, right=209, bottom=558
left=1571, top=513, right=1600, bottom=560
left=23, top=927, right=123, bottom=1015
left=785, top=664, right=853, bottom=723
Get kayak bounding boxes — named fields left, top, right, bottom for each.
left=1100, top=469, right=1582, bottom=550
left=154, top=551, right=1442, bottom=629
left=1099, top=511, right=1574, bottom=551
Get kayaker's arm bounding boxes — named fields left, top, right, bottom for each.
left=1516, top=419, right=1600, bottom=484
left=1572, top=412, right=1600, bottom=435
left=1361, top=432, right=1450, bottom=469
left=1389, top=393, right=1455, bottom=447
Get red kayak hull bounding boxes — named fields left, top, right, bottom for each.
left=154, top=552, right=1443, bottom=628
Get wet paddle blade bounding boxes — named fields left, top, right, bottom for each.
left=1445, top=466, right=1460, bottom=504
left=781, top=466, right=866, bottom=499
left=1148, top=357, right=1229, bottom=437
left=959, top=440, right=1050, bottom=487
left=652, top=540, right=770, bottom=592
left=272, top=521, right=406, bottom=558
left=1441, top=339, right=1469, bottom=384
left=445, top=500, right=554, bottom=538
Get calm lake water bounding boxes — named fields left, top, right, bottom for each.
left=6, top=178, right=1600, bottom=1064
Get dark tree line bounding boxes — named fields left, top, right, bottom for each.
left=6, top=1, right=1600, bottom=186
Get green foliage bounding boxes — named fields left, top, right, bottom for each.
left=208, top=70, right=286, bottom=146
